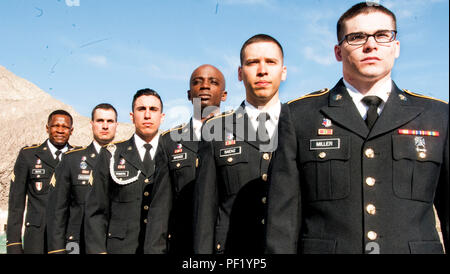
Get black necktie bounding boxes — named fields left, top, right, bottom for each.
left=143, top=144, right=153, bottom=175
left=55, top=150, right=62, bottom=163
left=362, top=96, right=382, bottom=130
left=256, top=112, right=271, bottom=143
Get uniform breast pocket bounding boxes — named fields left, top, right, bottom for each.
left=71, top=176, right=91, bottom=203
left=216, top=147, right=248, bottom=195
left=299, top=136, right=350, bottom=202
left=392, top=135, right=443, bottom=202
left=29, top=170, right=51, bottom=195
left=169, top=154, right=195, bottom=190
left=110, top=180, right=139, bottom=203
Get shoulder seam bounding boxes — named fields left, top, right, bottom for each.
left=22, top=144, right=41, bottom=150
left=65, top=146, right=87, bottom=155
left=288, top=88, right=330, bottom=104
left=162, top=123, right=187, bottom=136
left=403, top=89, right=448, bottom=104
left=206, top=110, right=235, bottom=124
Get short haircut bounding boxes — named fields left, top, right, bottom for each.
left=91, top=103, right=118, bottom=121
left=337, top=2, right=397, bottom=42
left=240, top=34, right=284, bottom=65
left=132, top=88, right=164, bottom=112
left=47, top=109, right=73, bottom=126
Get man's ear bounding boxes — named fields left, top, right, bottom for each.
left=129, top=112, right=135, bottom=124
left=221, top=90, right=228, bottom=102
left=238, top=66, right=243, bottom=82
left=187, top=90, right=192, bottom=101
left=334, top=45, right=343, bottom=62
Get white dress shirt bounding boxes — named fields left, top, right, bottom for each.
left=134, top=133, right=160, bottom=161
left=47, top=140, right=69, bottom=161
left=344, top=79, right=391, bottom=120
left=93, top=140, right=102, bottom=154
left=192, top=117, right=203, bottom=141
left=244, top=100, right=281, bottom=139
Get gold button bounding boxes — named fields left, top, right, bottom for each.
left=68, top=236, right=74, bottom=240
left=366, top=177, right=376, bottom=187
left=262, top=174, right=268, bottom=181
left=227, top=157, right=233, bottom=163
left=319, top=152, right=327, bottom=159
left=262, top=197, right=267, bottom=204
left=367, top=231, right=378, bottom=241
left=144, top=192, right=150, bottom=197
left=82, top=181, right=86, bottom=185
left=144, top=219, right=148, bottom=224
left=108, top=233, right=112, bottom=237
left=419, top=152, right=426, bottom=159
left=365, top=148, right=375, bottom=158
left=196, top=158, right=199, bottom=168
left=37, top=175, right=41, bottom=178
left=144, top=179, right=149, bottom=184
left=366, top=204, right=376, bottom=215
left=144, top=205, right=149, bottom=210
left=263, top=153, right=270, bottom=161
left=168, top=234, right=172, bottom=239
left=26, top=222, right=30, bottom=226
left=176, top=163, right=181, bottom=168
left=216, top=243, right=221, bottom=250
left=261, top=219, right=265, bottom=225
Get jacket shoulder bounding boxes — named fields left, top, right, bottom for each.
left=21, top=143, right=41, bottom=151
left=64, top=146, right=87, bottom=156
left=403, top=89, right=448, bottom=105
left=288, top=88, right=330, bottom=105
left=162, top=123, right=187, bottom=137
left=205, top=109, right=235, bottom=124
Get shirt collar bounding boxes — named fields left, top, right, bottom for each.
left=244, top=99, right=281, bottom=122
left=343, top=79, right=391, bottom=104
left=47, top=139, right=69, bottom=158
left=93, top=140, right=102, bottom=154
left=134, top=133, right=160, bottom=151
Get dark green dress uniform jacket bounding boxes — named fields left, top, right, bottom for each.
left=6, top=140, right=72, bottom=254
left=46, top=142, right=98, bottom=254
left=193, top=102, right=288, bottom=254
left=149, top=120, right=199, bottom=254
left=265, top=79, right=449, bottom=254
left=84, top=136, right=168, bottom=254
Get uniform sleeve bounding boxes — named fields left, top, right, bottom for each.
left=434, top=122, right=449, bottom=251
left=84, top=149, right=111, bottom=254
left=144, top=141, right=173, bottom=254
left=46, top=156, right=72, bottom=254
left=193, top=139, right=218, bottom=254
left=6, top=149, right=28, bottom=254
left=265, top=105, right=302, bottom=254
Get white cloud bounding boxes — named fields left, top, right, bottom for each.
left=87, top=55, right=108, bottom=67
left=303, top=47, right=336, bottom=66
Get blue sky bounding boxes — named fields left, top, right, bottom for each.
left=0, top=0, right=448, bottom=130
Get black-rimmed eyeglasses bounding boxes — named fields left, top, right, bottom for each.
left=339, top=30, right=397, bottom=46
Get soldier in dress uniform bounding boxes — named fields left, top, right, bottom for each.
left=145, top=64, right=227, bottom=254
left=47, top=104, right=118, bottom=254
left=6, top=110, right=74, bottom=254
left=193, top=34, right=289, bottom=254
left=265, top=2, right=449, bottom=254
left=84, top=89, right=166, bottom=254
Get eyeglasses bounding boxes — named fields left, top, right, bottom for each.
left=339, top=30, right=397, bottom=46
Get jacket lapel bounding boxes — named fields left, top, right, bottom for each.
left=368, top=82, right=424, bottom=140
left=181, top=120, right=199, bottom=153
left=320, top=79, right=370, bottom=139
left=36, top=140, right=57, bottom=169
left=120, top=136, right=145, bottom=174
left=232, top=102, right=262, bottom=151
left=84, top=142, right=98, bottom=169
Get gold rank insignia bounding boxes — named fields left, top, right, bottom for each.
left=88, top=171, right=93, bottom=186
left=50, top=174, right=56, bottom=187
left=11, top=172, right=15, bottom=182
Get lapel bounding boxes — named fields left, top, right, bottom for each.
left=120, top=136, right=146, bottom=175
left=320, top=79, right=370, bottom=139
left=84, top=142, right=98, bottom=169
left=180, top=120, right=199, bottom=154
left=232, top=102, right=262, bottom=151
left=35, top=140, right=57, bottom=169
left=368, top=82, right=424, bottom=140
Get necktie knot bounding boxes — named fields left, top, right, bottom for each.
left=257, top=112, right=271, bottom=122
left=144, top=144, right=152, bottom=152
left=362, top=96, right=382, bottom=130
left=362, top=96, right=382, bottom=108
